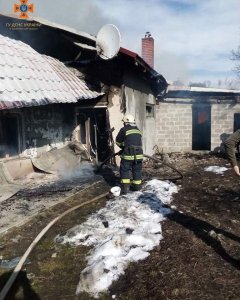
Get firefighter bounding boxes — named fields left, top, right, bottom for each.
left=223, top=129, right=240, bottom=176
left=116, top=113, right=143, bottom=194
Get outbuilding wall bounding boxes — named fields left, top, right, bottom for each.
left=155, top=101, right=192, bottom=152
left=211, top=103, right=240, bottom=151
left=155, top=98, right=240, bottom=153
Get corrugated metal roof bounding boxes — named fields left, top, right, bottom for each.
left=0, top=34, right=102, bottom=110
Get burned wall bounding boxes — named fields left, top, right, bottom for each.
left=125, top=86, right=156, bottom=156
left=107, top=84, right=157, bottom=162
left=22, top=104, right=75, bottom=158
left=107, top=86, right=124, bottom=166
left=122, top=68, right=157, bottom=155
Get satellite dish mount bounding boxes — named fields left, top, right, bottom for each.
left=96, top=24, right=121, bottom=60
left=74, top=24, right=121, bottom=61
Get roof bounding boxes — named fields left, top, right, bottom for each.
left=168, top=85, right=240, bottom=94
left=0, top=34, right=102, bottom=110
left=120, top=47, right=138, bottom=59
left=164, top=85, right=240, bottom=101
left=0, top=14, right=167, bottom=98
left=119, top=47, right=168, bottom=97
left=0, top=13, right=96, bottom=46
left=28, top=16, right=96, bottom=42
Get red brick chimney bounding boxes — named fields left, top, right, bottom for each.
left=141, top=32, right=154, bottom=68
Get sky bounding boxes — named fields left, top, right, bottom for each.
left=56, top=165, right=228, bottom=298
left=0, top=0, right=240, bottom=86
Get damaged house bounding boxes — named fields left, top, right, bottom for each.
left=0, top=14, right=168, bottom=168
left=0, top=34, right=103, bottom=179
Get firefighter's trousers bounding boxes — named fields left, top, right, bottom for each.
left=120, top=159, right=142, bottom=193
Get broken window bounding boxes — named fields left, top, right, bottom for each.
left=146, top=104, right=154, bottom=117
left=0, top=113, right=21, bottom=158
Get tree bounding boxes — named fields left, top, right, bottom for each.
left=232, top=46, right=240, bottom=78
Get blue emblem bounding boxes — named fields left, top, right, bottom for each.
left=20, top=4, right=28, bottom=12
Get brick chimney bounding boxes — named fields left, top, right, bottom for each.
left=141, top=32, right=154, bottom=68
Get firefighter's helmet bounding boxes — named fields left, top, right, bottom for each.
left=122, top=114, right=135, bottom=123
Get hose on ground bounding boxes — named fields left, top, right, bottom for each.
left=0, top=191, right=109, bottom=300
left=96, top=151, right=184, bottom=181
left=143, top=154, right=183, bottom=180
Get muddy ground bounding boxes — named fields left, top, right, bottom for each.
left=0, top=153, right=239, bottom=300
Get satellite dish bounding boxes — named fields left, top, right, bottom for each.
left=74, top=24, right=121, bottom=60
left=96, top=24, right=121, bottom=60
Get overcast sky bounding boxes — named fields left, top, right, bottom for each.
left=1, top=0, right=240, bottom=86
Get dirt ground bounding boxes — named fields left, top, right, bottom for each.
left=0, top=153, right=239, bottom=300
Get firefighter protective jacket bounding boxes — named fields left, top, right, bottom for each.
left=224, top=129, right=240, bottom=167
left=116, top=124, right=143, bottom=160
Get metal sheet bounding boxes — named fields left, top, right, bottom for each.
left=31, top=143, right=90, bottom=174
left=0, top=163, right=21, bottom=202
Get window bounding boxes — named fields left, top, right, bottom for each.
left=0, top=113, right=20, bottom=158
left=146, top=104, right=154, bottom=117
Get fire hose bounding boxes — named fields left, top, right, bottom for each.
left=0, top=154, right=183, bottom=299
left=0, top=189, right=109, bottom=300
left=97, top=151, right=184, bottom=181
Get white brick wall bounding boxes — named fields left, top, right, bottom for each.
left=155, top=101, right=240, bottom=153
left=155, top=102, right=192, bottom=152
left=211, top=103, right=240, bottom=151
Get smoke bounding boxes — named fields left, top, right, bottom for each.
left=1, top=0, right=239, bottom=85
left=155, top=51, right=191, bottom=84
left=0, top=0, right=117, bottom=35
left=34, top=0, right=117, bottom=35
left=58, top=161, right=95, bottom=181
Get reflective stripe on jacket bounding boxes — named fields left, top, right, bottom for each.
left=116, top=124, right=143, bottom=161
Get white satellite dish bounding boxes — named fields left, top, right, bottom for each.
left=74, top=24, right=121, bottom=60
left=96, top=24, right=121, bottom=60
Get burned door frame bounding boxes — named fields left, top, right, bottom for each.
left=192, top=104, right=211, bottom=151
left=234, top=113, right=240, bottom=132
left=74, top=106, right=109, bottom=162
left=0, top=111, right=23, bottom=159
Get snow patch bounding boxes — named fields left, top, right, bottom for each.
left=204, top=165, right=228, bottom=175
left=55, top=179, right=178, bottom=298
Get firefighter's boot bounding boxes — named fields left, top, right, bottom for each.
left=121, top=183, right=130, bottom=195
left=132, top=184, right=142, bottom=191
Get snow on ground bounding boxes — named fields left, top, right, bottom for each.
left=204, top=165, right=228, bottom=175
left=55, top=179, right=178, bottom=298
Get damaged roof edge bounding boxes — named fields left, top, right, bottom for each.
left=1, top=13, right=167, bottom=98
left=165, top=85, right=240, bottom=99
left=119, top=47, right=168, bottom=95
left=29, top=17, right=96, bottom=40
left=0, top=13, right=97, bottom=46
